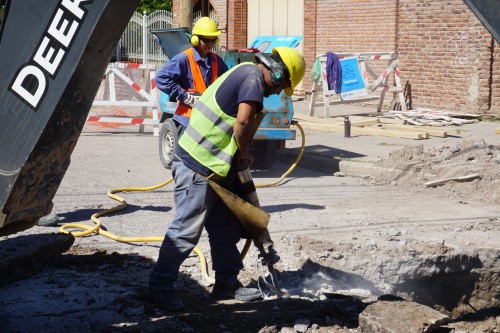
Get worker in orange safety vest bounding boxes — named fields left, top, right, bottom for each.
left=155, top=17, right=228, bottom=135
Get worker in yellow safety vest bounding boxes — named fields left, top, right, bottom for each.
left=155, top=16, right=228, bottom=134
left=146, top=47, right=306, bottom=311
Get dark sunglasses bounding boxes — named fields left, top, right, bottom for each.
left=199, top=37, right=217, bottom=44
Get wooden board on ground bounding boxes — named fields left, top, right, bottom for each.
left=293, top=112, right=471, bottom=140
left=297, top=122, right=424, bottom=140
left=376, top=124, right=460, bottom=138
left=424, top=173, right=481, bottom=187
left=377, top=117, right=407, bottom=125
left=294, top=114, right=379, bottom=127
left=389, top=110, right=480, bottom=126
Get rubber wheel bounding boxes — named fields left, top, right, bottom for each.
left=250, top=140, right=277, bottom=170
left=159, top=119, right=178, bottom=169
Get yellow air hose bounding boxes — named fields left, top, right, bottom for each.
left=59, top=122, right=305, bottom=285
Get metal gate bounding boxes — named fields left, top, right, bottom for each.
left=115, top=10, right=219, bottom=66
left=115, top=10, right=173, bottom=65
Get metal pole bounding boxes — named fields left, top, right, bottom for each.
left=116, top=39, right=121, bottom=62
left=201, top=0, right=209, bottom=16
left=142, top=11, right=147, bottom=64
left=180, top=0, right=193, bottom=30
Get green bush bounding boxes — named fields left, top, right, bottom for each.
left=137, top=0, right=172, bottom=13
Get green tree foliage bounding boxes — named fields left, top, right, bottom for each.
left=136, top=0, right=172, bottom=13
left=0, top=1, right=170, bottom=18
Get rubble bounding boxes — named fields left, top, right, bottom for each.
left=359, top=301, right=449, bottom=333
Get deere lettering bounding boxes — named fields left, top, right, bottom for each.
left=9, top=0, right=92, bottom=109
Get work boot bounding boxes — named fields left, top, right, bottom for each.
left=143, top=289, right=185, bottom=311
left=211, top=281, right=262, bottom=301
left=37, top=213, right=60, bottom=226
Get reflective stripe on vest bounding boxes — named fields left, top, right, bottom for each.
left=179, top=64, right=251, bottom=177
left=175, top=48, right=219, bottom=118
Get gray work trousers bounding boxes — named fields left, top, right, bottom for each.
left=148, top=159, right=244, bottom=291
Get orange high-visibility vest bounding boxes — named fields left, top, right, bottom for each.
left=175, top=48, right=219, bottom=118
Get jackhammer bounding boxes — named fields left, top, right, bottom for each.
left=236, top=166, right=284, bottom=298
left=206, top=163, right=284, bottom=298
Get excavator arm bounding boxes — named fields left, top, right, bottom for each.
left=463, top=0, right=500, bottom=43
left=0, top=0, right=139, bottom=236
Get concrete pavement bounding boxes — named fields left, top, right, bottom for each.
left=278, top=99, right=500, bottom=176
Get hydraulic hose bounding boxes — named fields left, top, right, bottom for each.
left=59, top=121, right=305, bottom=285
left=255, top=121, right=305, bottom=189
left=59, top=177, right=216, bottom=284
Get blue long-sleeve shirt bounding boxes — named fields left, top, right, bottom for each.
left=155, top=47, right=228, bottom=126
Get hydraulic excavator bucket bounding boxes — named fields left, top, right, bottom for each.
left=0, top=0, right=140, bottom=236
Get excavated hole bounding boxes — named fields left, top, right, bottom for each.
left=379, top=249, right=499, bottom=318
left=275, top=237, right=499, bottom=320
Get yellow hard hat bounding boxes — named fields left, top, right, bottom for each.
left=272, top=47, right=306, bottom=96
left=192, top=17, right=221, bottom=37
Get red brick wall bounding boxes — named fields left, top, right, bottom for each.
left=314, top=1, right=397, bottom=54
left=398, top=0, right=497, bottom=113
left=303, top=0, right=398, bottom=105
left=226, top=0, right=247, bottom=50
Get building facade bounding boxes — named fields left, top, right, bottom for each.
left=172, top=0, right=499, bottom=114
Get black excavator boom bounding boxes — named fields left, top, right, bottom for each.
left=463, top=0, right=500, bottom=43
left=0, top=0, right=139, bottom=236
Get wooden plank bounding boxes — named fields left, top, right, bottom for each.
left=330, top=118, right=380, bottom=127
left=294, top=114, right=329, bottom=124
left=347, top=125, right=425, bottom=139
left=377, top=117, right=407, bottom=125
left=413, top=109, right=482, bottom=119
left=495, top=128, right=500, bottom=134
left=395, top=114, right=424, bottom=125
left=294, top=122, right=343, bottom=132
left=297, top=122, right=424, bottom=139
left=295, top=114, right=380, bottom=127
left=377, top=123, right=449, bottom=138
left=425, top=173, right=481, bottom=187
left=350, top=119, right=380, bottom=127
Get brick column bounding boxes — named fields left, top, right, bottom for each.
left=226, top=0, right=247, bottom=50
left=303, top=0, right=317, bottom=94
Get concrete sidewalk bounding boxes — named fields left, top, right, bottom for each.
left=278, top=99, right=500, bottom=176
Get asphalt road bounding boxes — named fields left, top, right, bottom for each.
left=43, top=119, right=500, bottom=252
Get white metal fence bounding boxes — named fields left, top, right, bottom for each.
left=115, top=10, right=173, bottom=65
left=115, top=10, right=218, bottom=66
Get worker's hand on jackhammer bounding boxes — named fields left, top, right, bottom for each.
left=237, top=151, right=254, bottom=169
left=182, top=92, right=199, bottom=107
left=258, top=242, right=280, bottom=266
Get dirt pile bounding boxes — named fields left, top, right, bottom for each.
left=366, top=139, right=500, bottom=205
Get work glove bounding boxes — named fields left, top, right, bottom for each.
left=182, top=92, right=199, bottom=107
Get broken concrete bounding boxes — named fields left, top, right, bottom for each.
left=359, top=300, right=449, bottom=333
left=0, top=233, right=74, bottom=286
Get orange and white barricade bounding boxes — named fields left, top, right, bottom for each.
left=91, top=62, right=160, bottom=136
left=309, top=52, right=407, bottom=118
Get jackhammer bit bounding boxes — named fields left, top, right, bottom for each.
left=237, top=165, right=285, bottom=298
left=255, top=230, right=285, bottom=298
